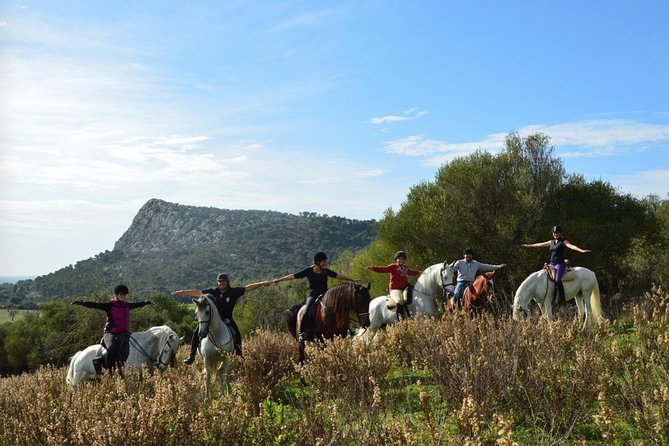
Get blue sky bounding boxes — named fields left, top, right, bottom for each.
left=1, top=1, right=668, bottom=277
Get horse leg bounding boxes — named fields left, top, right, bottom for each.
left=581, top=291, right=593, bottom=329
left=544, top=296, right=555, bottom=321
left=573, top=294, right=585, bottom=326
left=217, top=356, right=232, bottom=395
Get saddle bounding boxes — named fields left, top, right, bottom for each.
left=305, top=296, right=323, bottom=325
left=386, top=285, right=413, bottom=308
left=543, top=260, right=573, bottom=282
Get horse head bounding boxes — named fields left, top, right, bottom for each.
left=192, top=295, right=214, bottom=339
left=480, top=271, right=496, bottom=303
left=440, top=261, right=456, bottom=294
left=354, top=283, right=372, bottom=327
left=156, top=329, right=183, bottom=370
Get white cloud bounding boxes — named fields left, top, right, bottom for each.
left=370, top=108, right=427, bottom=125
left=384, top=119, right=669, bottom=166
left=384, top=133, right=506, bottom=165
left=519, top=120, right=669, bottom=155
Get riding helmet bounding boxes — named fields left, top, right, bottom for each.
left=313, top=251, right=328, bottom=264
left=217, top=273, right=229, bottom=282
left=463, top=248, right=474, bottom=256
left=394, top=250, right=407, bottom=260
left=552, top=225, right=563, bottom=233
left=114, top=284, right=129, bottom=295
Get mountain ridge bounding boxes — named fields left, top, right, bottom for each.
left=20, top=199, right=377, bottom=300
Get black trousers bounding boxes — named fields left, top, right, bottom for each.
left=300, top=290, right=319, bottom=335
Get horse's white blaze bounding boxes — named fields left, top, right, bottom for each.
left=512, top=266, right=605, bottom=328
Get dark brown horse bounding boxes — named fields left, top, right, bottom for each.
left=462, top=271, right=496, bottom=317
left=285, top=282, right=371, bottom=362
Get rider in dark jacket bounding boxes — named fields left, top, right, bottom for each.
left=270, top=252, right=358, bottom=343
left=72, top=285, right=150, bottom=375
left=174, top=274, right=270, bottom=363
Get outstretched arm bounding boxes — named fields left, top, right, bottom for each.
left=271, top=274, right=296, bottom=285
left=521, top=240, right=551, bottom=249
left=565, top=240, right=591, bottom=253
left=336, top=273, right=359, bottom=283
left=244, top=280, right=272, bottom=292
left=173, top=289, right=204, bottom=297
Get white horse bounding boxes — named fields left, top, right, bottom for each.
left=66, top=325, right=182, bottom=388
left=512, top=266, right=606, bottom=328
left=192, top=294, right=236, bottom=402
left=368, top=261, right=455, bottom=333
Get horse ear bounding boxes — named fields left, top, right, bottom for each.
left=366, top=282, right=371, bottom=291
left=191, top=298, right=198, bottom=305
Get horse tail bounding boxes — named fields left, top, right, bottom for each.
left=66, top=351, right=79, bottom=386
left=284, top=304, right=300, bottom=339
left=589, top=278, right=606, bottom=325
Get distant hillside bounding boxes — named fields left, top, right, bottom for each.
left=27, top=199, right=377, bottom=299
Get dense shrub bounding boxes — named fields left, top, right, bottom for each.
left=2, top=288, right=669, bottom=445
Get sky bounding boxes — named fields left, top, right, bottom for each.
left=1, top=1, right=668, bottom=277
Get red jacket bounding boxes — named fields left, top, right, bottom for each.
left=369, top=264, right=421, bottom=290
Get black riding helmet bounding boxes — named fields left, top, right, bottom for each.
left=394, top=250, right=407, bottom=260
left=463, top=248, right=474, bottom=256
left=552, top=225, right=563, bottom=233
left=313, top=251, right=328, bottom=264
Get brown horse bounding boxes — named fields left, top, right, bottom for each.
left=462, top=271, right=496, bottom=317
left=285, top=282, right=371, bottom=362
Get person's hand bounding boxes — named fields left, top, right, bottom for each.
left=500, top=263, right=508, bottom=268
left=365, top=266, right=373, bottom=270
left=146, top=301, right=152, bottom=305
left=71, top=300, right=82, bottom=305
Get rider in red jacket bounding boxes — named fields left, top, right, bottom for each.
left=366, top=251, right=421, bottom=318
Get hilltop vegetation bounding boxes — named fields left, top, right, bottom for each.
left=1, top=201, right=376, bottom=303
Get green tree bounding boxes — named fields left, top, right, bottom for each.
left=351, top=132, right=659, bottom=308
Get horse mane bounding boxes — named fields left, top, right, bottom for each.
left=320, top=283, right=356, bottom=315
left=201, top=294, right=221, bottom=320
left=414, top=263, right=441, bottom=294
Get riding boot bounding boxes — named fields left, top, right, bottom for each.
left=299, top=295, right=315, bottom=343
left=556, top=282, right=566, bottom=305
left=184, top=330, right=200, bottom=364
left=298, top=315, right=309, bottom=343
left=92, top=356, right=104, bottom=375
left=396, top=304, right=405, bottom=321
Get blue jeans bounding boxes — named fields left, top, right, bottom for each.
left=453, top=281, right=472, bottom=306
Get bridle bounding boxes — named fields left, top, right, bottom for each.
left=129, top=333, right=176, bottom=369
left=354, top=285, right=370, bottom=327
left=195, top=296, right=232, bottom=353
left=467, top=276, right=496, bottom=310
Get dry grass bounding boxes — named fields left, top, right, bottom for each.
left=2, top=287, right=669, bottom=445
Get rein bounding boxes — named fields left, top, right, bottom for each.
left=129, top=334, right=174, bottom=368
left=467, top=278, right=495, bottom=310
left=197, top=297, right=233, bottom=354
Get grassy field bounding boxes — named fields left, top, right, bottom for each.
left=0, top=308, right=37, bottom=324
left=1, top=287, right=668, bottom=445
